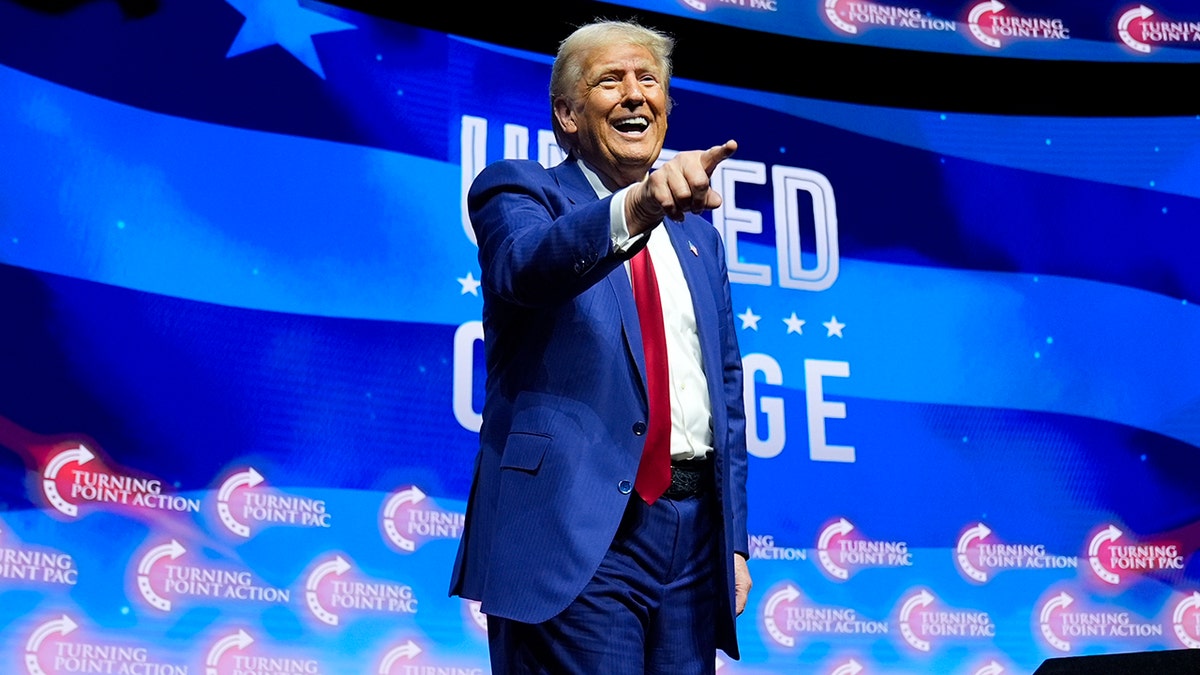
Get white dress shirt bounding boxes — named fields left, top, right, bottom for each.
left=577, top=161, right=714, bottom=461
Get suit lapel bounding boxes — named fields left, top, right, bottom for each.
left=663, top=219, right=726, bottom=434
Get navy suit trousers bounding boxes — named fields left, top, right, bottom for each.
left=487, top=490, right=719, bottom=674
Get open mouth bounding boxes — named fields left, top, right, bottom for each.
left=612, top=116, right=649, bottom=134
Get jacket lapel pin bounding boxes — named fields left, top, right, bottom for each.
left=688, top=241, right=698, bottom=257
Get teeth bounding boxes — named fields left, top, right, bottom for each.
left=614, top=117, right=648, bottom=132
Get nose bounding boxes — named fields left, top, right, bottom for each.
left=621, top=74, right=645, bottom=107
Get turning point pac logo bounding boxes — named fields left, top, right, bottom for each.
left=40, top=443, right=199, bottom=518
left=965, top=1, right=1069, bottom=49
left=896, top=589, right=995, bottom=653
left=1085, top=524, right=1183, bottom=586
left=816, top=518, right=911, bottom=581
left=0, top=525, right=77, bottom=587
left=304, top=554, right=417, bottom=627
left=380, top=485, right=464, bottom=553
left=677, top=0, right=778, bottom=14
left=215, top=467, right=332, bottom=538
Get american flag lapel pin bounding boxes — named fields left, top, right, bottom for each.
left=688, top=241, right=698, bottom=257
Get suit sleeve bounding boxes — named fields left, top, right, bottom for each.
left=715, top=229, right=750, bottom=556
left=468, top=160, right=634, bottom=308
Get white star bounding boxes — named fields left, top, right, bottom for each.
left=823, top=315, right=846, bottom=338
left=737, top=307, right=761, bottom=331
left=783, top=313, right=806, bottom=335
left=225, top=0, right=356, bottom=79
left=457, top=272, right=481, bottom=296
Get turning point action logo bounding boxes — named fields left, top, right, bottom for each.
left=823, top=0, right=956, bottom=36
left=896, top=589, right=995, bottom=653
left=304, top=555, right=417, bottom=627
left=1037, top=591, right=1162, bottom=652
left=380, top=485, right=464, bottom=553
left=216, top=467, right=332, bottom=538
left=965, top=1, right=1069, bottom=49
left=816, top=518, right=911, bottom=581
left=955, top=522, right=1077, bottom=583
left=135, top=539, right=290, bottom=612
left=748, top=533, right=807, bottom=561
left=1086, top=524, right=1183, bottom=585
left=41, top=443, right=200, bottom=518
left=759, top=581, right=888, bottom=648
left=1117, top=5, right=1200, bottom=54
left=24, top=614, right=186, bottom=675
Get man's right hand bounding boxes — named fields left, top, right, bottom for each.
left=625, top=140, right=738, bottom=236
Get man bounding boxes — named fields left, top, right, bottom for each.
left=449, top=20, right=751, bottom=673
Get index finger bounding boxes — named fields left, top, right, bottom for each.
left=700, top=139, right=738, bottom=175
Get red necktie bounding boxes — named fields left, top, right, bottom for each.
left=630, top=246, right=671, bottom=504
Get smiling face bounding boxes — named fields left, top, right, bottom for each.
left=553, top=42, right=668, bottom=190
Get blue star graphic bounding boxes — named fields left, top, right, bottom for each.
left=225, top=0, right=356, bottom=79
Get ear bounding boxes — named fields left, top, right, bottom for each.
left=553, top=97, right=578, bottom=135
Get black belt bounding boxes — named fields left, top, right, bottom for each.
left=664, top=457, right=712, bottom=499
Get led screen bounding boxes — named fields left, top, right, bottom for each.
left=1, top=1, right=1199, bottom=673
left=603, top=0, right=1200, bottom=61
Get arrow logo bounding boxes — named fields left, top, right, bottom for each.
left=205, top=629, right=253, bottom=675
left=42, top=444, right=95, bottom=517
left=1173, top=592, right=1200, bottom=649
left=217, top=467, right=265, bottom=538
left=383, top=486, right=427, bottom=552
left=1039, top=591, right=1073, bottom=652
left=831, top=659, right=863, bottom=675
left=305, top=555, right=351, bottom=626
left=825, top=0, right=857, bottom=34
left=1118, top=5, right=1154, bottom=53
left=136, top=539, right=187, bottom=612
left=899, top=589, right=935, bottom=652
left=762, top=584, right=801, bottom=647
left=1087, top=524, right=1122, bottom=585
left=968, top=0, right=1006, bottom=48
left=956, top=522, right=993, bottom=583
left=378, top=640, right=422, bottom=674
left=467, top=600, right=488, bottom=632
left=817, top=518, right=854, bottom=580
left=975, top=660, right=1005, bottom=675
left=25, top=614, right=79, bottom=675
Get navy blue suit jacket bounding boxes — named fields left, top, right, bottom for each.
left=449, top=157, right=749, bottom=656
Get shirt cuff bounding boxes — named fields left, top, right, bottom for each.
left=610, top=185, right=649, bottom=257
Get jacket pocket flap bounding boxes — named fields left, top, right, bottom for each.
left=499, top=432, right=550, bottom=472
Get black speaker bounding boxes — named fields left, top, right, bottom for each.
left=1034, top=649, right=1200, bottom=674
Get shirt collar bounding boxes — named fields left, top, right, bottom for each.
left=575, top=159, right=612, bottom=199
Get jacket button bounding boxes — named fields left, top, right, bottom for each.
left=632, top=421, right=647, bottom=436
left=618, top=480, right=633, bottom=494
